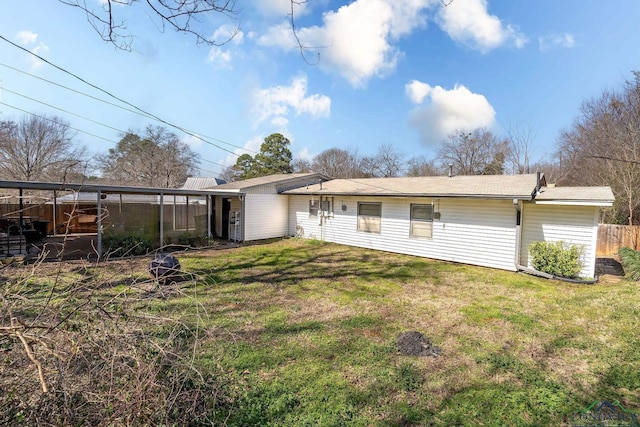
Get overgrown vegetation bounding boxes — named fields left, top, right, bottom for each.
left=2, top=239, right=638, bottom=426
left=529, top=240, right=584, bottom=278
left=102, top=229, right=157, bottom=256
left=619, top=247, right=640, bottom=280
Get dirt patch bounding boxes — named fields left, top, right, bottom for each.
left=396, top=331, right=442, bottom=357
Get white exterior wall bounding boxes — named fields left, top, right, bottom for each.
left=244, top=194, right=289, bottom=241
left=520, top=203, right=599, bottom=278
left=289, top=195, right=519, bottom=271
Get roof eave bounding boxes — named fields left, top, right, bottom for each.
left=284, top=190, right=534, bottom=200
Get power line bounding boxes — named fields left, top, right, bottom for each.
left=0, top=61, right=259, bottom=155
left=1, top=99, right=230, bottom=174
left=0, top=101, right=119, bottom=144
left=2, top=86, right=127, bottom=135
left=0, top=34, right=251, bottom=157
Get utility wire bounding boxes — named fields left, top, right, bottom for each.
left=0, top=61, right=258, bottom=155
left=0, top=102, right=119, bottom=144
left=2, top=86, right=127, bottom=135
left=0, top=34, right=247, bottom=157
left=1, top=101, right=228, bottom=173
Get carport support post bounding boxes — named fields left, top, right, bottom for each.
left=53, top=190, right=57, bottom=236
left=159, top=193, right=164, bottom=248
left=97, top=190, right=102, bottom=259
left=207, top=195, right=212, bottom=238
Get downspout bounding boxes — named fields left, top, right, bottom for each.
left=240, top=194, right=246, bottom=243
left=513, top=198, right=522, bottom=270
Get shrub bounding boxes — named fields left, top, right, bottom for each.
left=103, top=230, right=157, bottom=256
left=619, top=247, right=640, bottom=280
left=528, top=241, right=584, bottom=278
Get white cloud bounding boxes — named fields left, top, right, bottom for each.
left=251, top=75, right=331, bottom=127
left=259, top=0, right=435, bottom=87
left=405, top=80, right=432, bottom=104
left=407, top=82, right=496, bottom=146
left=249, top=0, right=311, bottom=18
left=14, top=30, right=49, bottom=72
left=538, top=33, right=575, bottom=52
left=207, top=47, right=233, bottom=68
left=207, top=25, right=244, bottom=68
left=296, top=147, right=312, bottom=161
left=211, top=24, right=244, bottom=45
left=181, top=134, right=203, bottom=149
left=15, top=30, right=38, bottom=45
left=29, top=42, right=49, bottom=72
left=223, top=136, right=263, bottom=167
left=436, top=0, right=527, bottom=53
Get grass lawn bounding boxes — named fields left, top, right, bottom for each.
left=3, top=238, right=640, bottom=426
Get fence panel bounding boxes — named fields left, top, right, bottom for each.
left=597, top=224, right=640, bottom=257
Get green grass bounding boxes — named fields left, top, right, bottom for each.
left=7, top=238, right=640, bottom=426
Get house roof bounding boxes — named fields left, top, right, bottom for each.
left=180, top=177, right=225, bottom=190
left=535, top=186, right=615, bottom=206
left=214, top=173, right=329, bottom=192
left=283, top=174, right=543, bottom=199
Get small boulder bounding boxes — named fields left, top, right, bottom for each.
left=149, top=253, right=181, bottom=281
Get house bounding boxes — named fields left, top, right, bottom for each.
left=282, top=173, right=613, bottom=278
left=207, top=172, right=613, bottom=278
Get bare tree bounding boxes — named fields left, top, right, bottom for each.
left=311, top=147, right=362, bottom=179
left=292, top=156, right=312, bottom=173
left=360, top=144, right=405, bottom=178
left=504, top=122, right=537, bottom=174
left=99, top=125, right=200, bottom=188
left=438, top=129, right=507, bottom=175
left=0, top=114, right=87, bottom=182
left=59, top=0, right=239, bottom=50
left=557, top=72, right=640, bottom=224
left=406, top=155, right=441, bottom=177
left=218, top=164, right=237, bottom=183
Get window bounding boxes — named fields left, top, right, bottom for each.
left=410, top=204, right=433, bottom=238
left=321, top=199, right=331, bottom=215
left=358, top=202, right=381, bottom=233
left=309, top=200, right=319, bottom=218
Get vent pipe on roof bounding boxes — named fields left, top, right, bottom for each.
left=448, top=164, right=454, bottom=178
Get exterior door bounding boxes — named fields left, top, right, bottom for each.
left=222, top=198, right=231, bottom=239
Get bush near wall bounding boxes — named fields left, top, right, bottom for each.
left=619, top=247, right=640, bottom=280
left=529, top=241, right=584, bottom=278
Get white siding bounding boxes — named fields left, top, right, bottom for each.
left=289, top=195, right=519, bottom=271
left=520, top=203, right=599, bottom=278
left=244, top=194, right=289, bottom=241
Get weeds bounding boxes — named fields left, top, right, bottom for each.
left=1, top=238, right=639, bottom=426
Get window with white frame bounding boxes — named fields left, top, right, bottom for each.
left=410, top=203, right=433, bottom=238
left=309, top=199, right=319, bottom=218
left=358, top=202, right=381, bottom=233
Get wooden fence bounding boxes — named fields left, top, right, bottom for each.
left=597, top=224, right=640, bottom=258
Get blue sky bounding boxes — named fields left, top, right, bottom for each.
left=1, top=0, right=639, bottom=177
